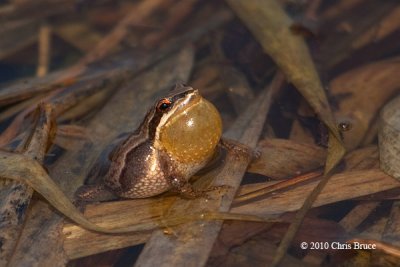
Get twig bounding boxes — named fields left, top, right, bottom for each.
left=36, top=22, right=51, bottom=77
left=0, top=88, right=62, bottom=148
left=233, top=169, right=323, bottom=206
left=78, top=0, right=166, bottom=66
left=340, top=202, right=380, bottom=232
left=142, top=0, right=199, bottom=48
left=383, top=201, right=400, bottom=246
left=321, top=0, right=364, bottom=20
left=305, top=0, right=322, bottom=20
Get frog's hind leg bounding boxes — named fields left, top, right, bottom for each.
left=75, top=184, right=118, bottom=202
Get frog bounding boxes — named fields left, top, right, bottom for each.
left=0, top=84, right=253, bottom=234
left=76, top=84, right=229, bottom=201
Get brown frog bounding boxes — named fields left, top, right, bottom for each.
left=76, top=84, right=224, bottom=201
left=0, top=84, right=254, bottom=234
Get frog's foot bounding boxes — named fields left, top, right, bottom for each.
left=220, top=138, right=259, bottom=160
left=178, top=185, right=232, bottom=200
left=203, top=185, right=232, bottom=200
left=170, top=179, right=206, bottom=199
left=252, top=147, right=262, bottom=160
left=75, top=184, right=118, bottom=202
left=170, top=177, right=231, bottom=200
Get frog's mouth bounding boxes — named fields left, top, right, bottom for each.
left=153, top=89, right=202, bottom=146
left=156, top=88, right=222, bottom=162
left=156, top=89, right=202, bottom=129
left=169, top=89, right=202, bottom=117
left=177, top=89, right=201, bottom=108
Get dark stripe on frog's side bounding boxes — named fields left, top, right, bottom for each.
left=118, top=141, right=170, bottom=197
left=105, top=108, right=156, bottom=190
left=147, top=107, right=164, bottom=140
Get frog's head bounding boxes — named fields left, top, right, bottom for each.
left=150, top=84, right=222, bottom=163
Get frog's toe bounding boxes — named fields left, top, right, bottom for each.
left=252, top=147, right=262, bottom=160
left=75, top=184, right=118, bottom=202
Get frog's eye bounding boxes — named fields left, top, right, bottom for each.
left=157, top=98, right=172, bottom=112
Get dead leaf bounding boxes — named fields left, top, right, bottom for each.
left=248, top=138, right=326, bottom=179
left=331, top=57, right=400, bottom=150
